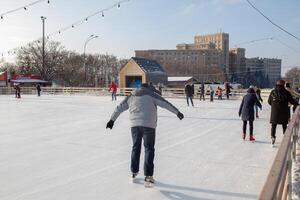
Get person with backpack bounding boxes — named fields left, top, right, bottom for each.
left=199, top=82, right=205, bottom=101
left=208, top=85, right=214, bottom=102
left=106, top=83, right=184, bottom=187
left=268, top=80, right=298, bottom=146
left=239, top=86, right=262, bottom=141
left=185, top=82, right=194, bottom=106
left=36, top=84, right=41, bottom=97
left=225, top=82, right=233, bottom=100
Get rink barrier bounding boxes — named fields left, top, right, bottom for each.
left=0, top=86, right=271, bottom=99
left=259, top=107, right=300, bottom=200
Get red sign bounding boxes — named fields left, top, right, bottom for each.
left=12, top=74, right=41, bottom=80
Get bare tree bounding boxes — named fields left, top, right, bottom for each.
left=15, top=40, right=66, bottom=80
left=285, top=67, right=300, bottom=88
left=55, top=52, right=85, bottom=87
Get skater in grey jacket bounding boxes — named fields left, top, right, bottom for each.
left=106, top=83, right=184, bottom=186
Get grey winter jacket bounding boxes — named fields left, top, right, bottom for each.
left=110, top=87, right=180, bottom=129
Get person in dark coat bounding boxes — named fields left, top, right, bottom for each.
left=36, top=84, right=41, bottom=97
left=255, top=86, right=263, bottom=118
left=199, top=82, right=205, bottom=101
left=185, top=83, right=194, bottom=107
left=14, top=84, right=21, bottom=98
left=225, top=82, right=233, bottom=100
left=268, top=80, right=298, bottom=145
left=239, top=87, right=262, bottom=141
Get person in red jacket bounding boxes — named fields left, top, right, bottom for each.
left=109, top=82, right=117, bottom=101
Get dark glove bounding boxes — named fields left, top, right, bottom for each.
left=106, top=120, right=114, bottom=129
left=177, top=112, right=184, bottom=120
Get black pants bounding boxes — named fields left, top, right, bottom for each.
left=243, top=120, right=253, bottom=135
left=210, top=92, right=214, bottom=102
left=271, top=124, right=287, bottom=138
left=131, top=127, right=156, bottom=176
left=186, top=96, right=194, bottom=106
left=111, top=92, right=116, bottom=101
left=200, top=93, right=205, bottom=101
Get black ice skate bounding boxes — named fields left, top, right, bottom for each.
left=271, top=137, right=276, bottom=147
left=131, top=173, right=138, bottom=183
left=144, top=176, right=155, bottom=188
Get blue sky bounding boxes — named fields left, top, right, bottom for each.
left=0, top=0, right=299, bottom=75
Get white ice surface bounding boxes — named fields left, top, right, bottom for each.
left=0, top=95, right=283, bottom=200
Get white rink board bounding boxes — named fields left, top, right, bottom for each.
left=0, top=95, right=283, bottom=200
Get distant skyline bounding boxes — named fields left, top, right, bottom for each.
left=0, top=0, right=299, bottom=75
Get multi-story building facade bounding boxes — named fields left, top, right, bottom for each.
left=194, top=33, right=229, bottom=73
left=263, top=58, right=281, bottom=86
left=135, top=49, right=223, bottom=81
left=135, top=33, right=230, bottom=82
left=245, top=57, right=281, bottom=87
left=176, top=33, right=229, bottom=73
left=135, top=33, right=281, bottom=87
left=229, top=48, right=246, bottom=82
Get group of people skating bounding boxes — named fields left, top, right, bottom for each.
left=106, top=79, right=300, bottom=188
left=184, top=81, right=233, bottom=106
left=13, top=83, right=42, bottom=98
left=239, top=80, right=299, bottom=146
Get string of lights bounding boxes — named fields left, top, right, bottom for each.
left=0, top=0, right=50, bottom=20
left=234, top=37, right=273, bottom=47
left=0, top=0, right=130, bottom=59
left=274, top=38, right=300, bottom=53
left=47, top=0, right=130, bottom=38
left=234, top=36, right=299, bottom=54
left=245, top=0, right=300, bottom=42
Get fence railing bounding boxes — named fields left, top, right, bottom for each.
left=0, top=86, right=271, bottom=100
left=259, top=107, right=300, bottom=200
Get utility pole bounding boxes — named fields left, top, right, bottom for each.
left=41, top=16, right=46, bottom=74
left=83, top=35, right=99, bottom=86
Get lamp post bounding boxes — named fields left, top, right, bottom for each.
left=83, top=34, right=99, bottom=85
left=41, top=16, right=46, bottom=74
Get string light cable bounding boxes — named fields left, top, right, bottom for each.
left=47, top=0, right=130, bottom=38
left=234, top=37, right=273, bottom=47
left=0, top=0, right=130, bottom=58
left=0, top=0, right=50, bottom=20
left=234, top=36, right=299, bottom=53
left=245, top=0, right=300, bottom=42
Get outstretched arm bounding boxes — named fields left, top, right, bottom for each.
left=110, top=95, right=130, bottom=121
left=287, top=92, right=299, bottom=106
left=255, top=96, right=262, bottom=109
left=152, top=93, right=182, bottom=116
left=286, top=87, right=300, bottom=98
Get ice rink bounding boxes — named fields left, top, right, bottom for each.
left=0, top=95, right=283, bottom=200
